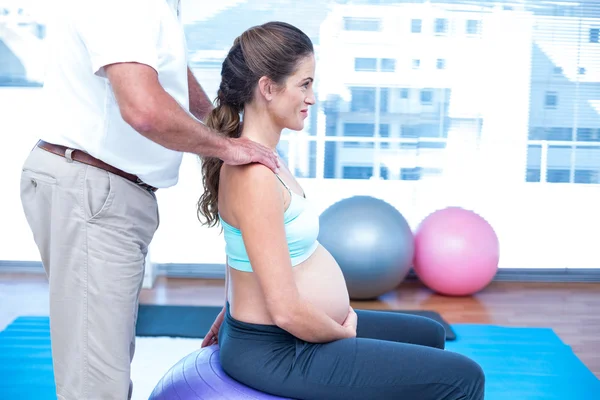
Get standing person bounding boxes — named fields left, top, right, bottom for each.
left=197, top=21, right=485, bottom=400
left=19, top=1, right=279, bottom=399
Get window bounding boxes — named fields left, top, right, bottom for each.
left=526, top=169, right=542, bottom=182
left=343, top=166, right=373, bottom=179
left=575, top=170, right=599, bottom=184
left=381, top=58, right=396, bottom=72
left=6, top=0, right=600, bottom=274
left=420, top=89, right=433, bottom=104
left=526, top=144, right=542, bottom=182
left=402, top=124, right=447, bottom=139
left=544, top=92, right=558, bottom=109
left=379, top=124, right=390, bottom=149
left=342, top=123, right=390, bottom=148
left=354, top=58, right=377, bottom=71
left=466, top=20, right=480, bottom=35
left=590, top=28, right=599, bottom=43
left=350, top=88, right=376, bottom=112
left=527, top=4, right=600, bottom=186
left=577, top=128, right=600, bottom=142
left=380, top=88, right=389, bottom=112
left=401, top=167, right=443, bottom=181
left=344, top=17, right=381, bottom=32
left=355, top=58, right=395, bottom=72
left=529, top=127, right=571, bottom=141
left=0, top=34, right=42, bottom=87
left=350, top=87, right=388, bottom=113
left=434, top=18, right=448, bottom=35
left=343, top=123, right=377, bottom=137
left=526, top=143, right=600, bottom=184
left=411, top=19, right=422, bottom=33
left=547, top=169, right=570, bottom=183
left=342, top=166, right=389, bottom=180
left=343, top=123, right=374, bottom=148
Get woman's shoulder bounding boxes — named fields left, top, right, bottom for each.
left=221, top=163, right=277, bottom=189
left=219, top=163, right=286, bottom=228
left=220, top=164, right=282, bottom=209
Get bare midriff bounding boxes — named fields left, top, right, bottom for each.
left=228, top=244, right=350, bottom=326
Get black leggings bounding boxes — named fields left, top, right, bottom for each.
left=218, top=304, right=485, bottom=400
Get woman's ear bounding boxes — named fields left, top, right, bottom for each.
left=258, top=76, right=274, bottom=101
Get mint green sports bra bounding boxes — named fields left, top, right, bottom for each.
left=219, top=174, right=320, bottom=272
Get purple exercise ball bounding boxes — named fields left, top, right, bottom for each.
left=149, top=344, right=290, bottom=399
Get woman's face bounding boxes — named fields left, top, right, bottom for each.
left=269, top=54, right=316, bottom=132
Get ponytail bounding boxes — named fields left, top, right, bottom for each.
left=197, top=90, right=241, bottom=227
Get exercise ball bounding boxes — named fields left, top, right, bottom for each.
left=149, top=344, right=290, bottom=399
left=413, top=207, right=499, bottom=296
left=318, top=196, right=414, bottom=300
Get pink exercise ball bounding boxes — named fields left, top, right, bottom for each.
left=413, top=207, right=499, bottom=296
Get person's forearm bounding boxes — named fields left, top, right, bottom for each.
left=127, top=86, right=229, bottom=159
left=274, top=299, right=351, bottom=343
left=188, top=67, right=214, bottom=121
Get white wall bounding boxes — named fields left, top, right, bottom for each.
left=2, top=88, right=599, bottom=270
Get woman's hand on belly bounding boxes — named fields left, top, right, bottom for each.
left=341, top=306, right=358, bottom=337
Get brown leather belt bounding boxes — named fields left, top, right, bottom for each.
left=37, top=140, right=158, bottom=192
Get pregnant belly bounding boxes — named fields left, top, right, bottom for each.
left=293, top=244, right=350, bottom=325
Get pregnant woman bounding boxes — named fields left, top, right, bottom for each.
left=197, top=21, right=485, bottom=400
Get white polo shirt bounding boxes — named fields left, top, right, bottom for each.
left=40, top=0, right=189, bottom=188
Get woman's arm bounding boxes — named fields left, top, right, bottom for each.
left=228, top=164, right=354, bottom=343
left=225, top=256, right=230, bottom=304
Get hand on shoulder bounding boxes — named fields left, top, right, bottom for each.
left=221, top=137, right=281, bottom=174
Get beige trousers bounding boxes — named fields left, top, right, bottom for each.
left=20, top=146, right=160, bottom=400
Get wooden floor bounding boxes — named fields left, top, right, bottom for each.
left=2, top=273, right=599, bottom=378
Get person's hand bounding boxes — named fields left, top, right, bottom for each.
left=342, top=306, right=357, bottom=338
left=201, top=307, right=226, bottom=348
left=221, top=137, right=281, bottom=173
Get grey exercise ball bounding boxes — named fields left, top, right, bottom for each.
left=318, top=196, right=414, bottom=300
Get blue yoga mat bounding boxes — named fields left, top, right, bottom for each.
left=1, top=316, right=598, bottom=399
